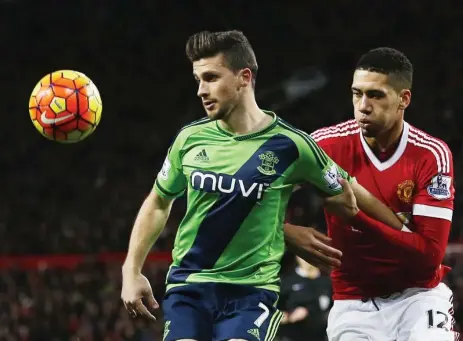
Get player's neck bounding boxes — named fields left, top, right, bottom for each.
left=219, top=96, right=271, bottom=135
left=364, top=119, right=404, bottom=154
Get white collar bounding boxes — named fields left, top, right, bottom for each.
left=359, top=121, right=409, bottom=172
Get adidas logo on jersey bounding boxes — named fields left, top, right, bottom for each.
left=194, top=149, right=209, bottom=162
left=247, top=328, right=260, bottom=340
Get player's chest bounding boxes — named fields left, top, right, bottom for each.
left=181, top=134, right=299, bottom=173
left=180, top=137, right=297, bottom=195
left=343, top=150, right=417, bottom=223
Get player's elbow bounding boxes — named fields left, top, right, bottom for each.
left=421, top=241, right=446, bottom=269
left=410, top=216, right=451, bottom=269
left=147, top=190, right=174, bottom=211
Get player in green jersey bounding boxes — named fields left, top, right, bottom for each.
left=121, top=30, right=403, bottom=341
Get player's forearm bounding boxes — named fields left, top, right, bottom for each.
left=353, top=211, right=449, bottom=267
left=350, top=182, right=403, bottom=230
left=284, top=224, right=311, bottom=257
left=123, top=191, right=173, bottom=274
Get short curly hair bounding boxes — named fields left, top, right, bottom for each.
left=356, top=47, right=413, bottom=91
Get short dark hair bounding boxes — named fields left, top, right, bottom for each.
left=356, top=47, right=413, bottom=91
left=185, top=30, right=258, bottom=87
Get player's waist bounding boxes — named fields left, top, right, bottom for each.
left=331, top=266, right=448, bottom=299
left=166, top=281, right=280, bottom=293
left=333, top=281, right=446, bottom=302
left=166, top=264, right=281, bottom=292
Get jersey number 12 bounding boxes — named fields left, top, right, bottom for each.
left=427, top=309, right=449, bottom=331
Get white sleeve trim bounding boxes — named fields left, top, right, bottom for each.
left=413, top=204, right=453, bottom=222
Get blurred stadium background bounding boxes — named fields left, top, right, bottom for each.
left=1, top=1, right=462, bottom=340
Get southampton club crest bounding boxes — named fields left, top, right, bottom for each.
left=258, top=151, right=279, bottom=176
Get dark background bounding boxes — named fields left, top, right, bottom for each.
left=1, top=1, right=462, bottom=340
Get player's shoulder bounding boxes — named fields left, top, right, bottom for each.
left=275, top=117, right=315, bottom=147
left=407, top=123, right=451, bottom=153
left=177, top=117, right=214, bottom=137
left=310, top=119, right=360, bottom=144
left=406, top=123, right=452, bottom=158
left=406, top=122, right=453, bottom=172
left=172, top=117, right=214, bottom=143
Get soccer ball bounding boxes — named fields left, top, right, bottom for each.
left=29, top=70, right=102, bottom=143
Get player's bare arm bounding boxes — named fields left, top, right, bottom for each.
left=121, top=190, right=174, bottom=321
left=324, top=178, right=402, bottom=229
left=336, top=179, right=404, bottom=230
left=284, top=224, right=342, bottom=273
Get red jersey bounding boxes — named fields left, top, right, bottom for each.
left=311, top=120, right=455, bottom=299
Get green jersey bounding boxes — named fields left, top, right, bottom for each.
left=154, top=112, right=351, bottom=292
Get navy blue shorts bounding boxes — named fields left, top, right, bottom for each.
left=162, top=283, right=283, bottom=341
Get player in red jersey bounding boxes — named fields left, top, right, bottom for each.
left=305, top=48, right=456, bottom=340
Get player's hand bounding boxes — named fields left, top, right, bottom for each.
left=121, top=271, right=159, bottom=321
left=323, top=178, right=359, bottom=220
left=288, top=307, right=309, bottom=323
left=284, top=224, right=342, bottom=273
left=280, top=311, right=290, bottom=325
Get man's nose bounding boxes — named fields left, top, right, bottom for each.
left=197, top=81, right=209, bottom=98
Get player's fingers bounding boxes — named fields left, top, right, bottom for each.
left=312, top=244, right=341, bottom=267
left=145, top=293, right=160, bottom=311
left=134, top=300, right=156, bottom=321
left=310, top=228, right=332, bottom=244
left=305, top=254, right=334, bottom=274
left=313, top=238, right=343, bottom=259
left=338, top=178, right=353, bottom=194
left=123, top=302, right=137, bottom=318
left=312, top=247, right=342, bottom=268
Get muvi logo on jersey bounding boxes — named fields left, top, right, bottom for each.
left=190, top=170, right=269, bottom=200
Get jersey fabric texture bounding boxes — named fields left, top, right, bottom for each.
left=312, top=120, right=455, bottom=299
left=154, top=112, right=352, bottom=292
